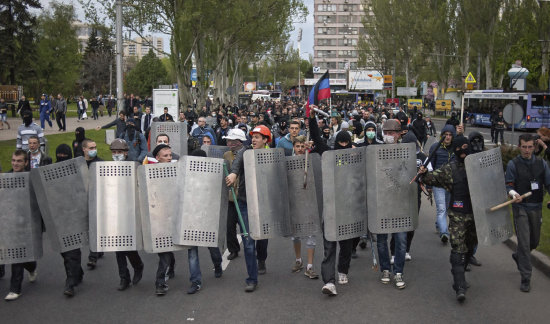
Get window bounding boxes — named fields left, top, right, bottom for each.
left=318, top=27, right=336, bottom=35
left=318, top=62, right=337, bottom=69
left=318, top=50, right=336, bottom=58
left=318, top=4, right=337, bottom=11
left=339, top=27, right=358, bottom=35
left=338, top=38, right=357, bottom=46
left=317, top=15, right=333, bottom=23
left=318, top=39, right=336, bottom=46
left=338, top=50, right=357, bottom=58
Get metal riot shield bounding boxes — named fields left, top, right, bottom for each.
left=30, top=157, right=89, bottom=253
left=174, top=156, right=228, bottom=248
left=322, top=147, right=367, bottom=241
left=150, top=121, right=188, bottom=156
left=367, top=143, right=418, bottom=234
left=137, top=163, right=185, bottom=253
left=465, top=148, right=513, bottom=245
left=89, top=162, right=143, bottom=252
left=202, top=145, right=230, bottom=159
left=286, top=154, right=322, bottom=237
left=0, top=173, right=43, bottom=265
left=244, top=148, right=291, bottom=239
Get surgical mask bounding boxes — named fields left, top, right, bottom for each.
left=366, top=131, right=376, bottom=140
left=88, top=150, right=97, bottom=158
left=383, top=135, right=395, bottom=144
left=112, top=154, right=125, bottom=161
left=30, top=148, right=40, bottom=154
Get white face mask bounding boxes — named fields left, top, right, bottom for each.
left=112, top=154, right=125, bottom=161
left=383, top=134, right=395, bottom=144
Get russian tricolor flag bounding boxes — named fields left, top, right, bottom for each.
left=305, top=70, right=330, bottom=117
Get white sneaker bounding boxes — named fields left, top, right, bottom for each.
left=380, top=270, right=391, bottom=284
left=405, top=253, right=412, bottom=261
left=394, top=273, right=406, bottom=289
left=29, top=270, right=37, bottom=283
left=322, top=283, right=337, bottom=296
left=5, top=292, right=20, bottom=301
left=337, top=272, right=348, bottom=285
left=390, top=256, right=395, bottom=265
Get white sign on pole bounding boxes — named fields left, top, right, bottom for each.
left=397, top=87, right=418, bottom=97
left=153, top=89, right=179, bottom=117
left=348, top=71, right=384, bottom=90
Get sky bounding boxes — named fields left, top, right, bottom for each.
left=39, top=0, right=315, bottom=59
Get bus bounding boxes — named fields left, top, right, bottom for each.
left=465, top=91, right=550, bottom=130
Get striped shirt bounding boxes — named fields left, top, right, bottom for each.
left=16, top=123, right=44, bottom=150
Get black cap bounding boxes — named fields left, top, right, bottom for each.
left=152, top=144, right=170, bottom=158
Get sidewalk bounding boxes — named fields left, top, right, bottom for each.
left=0, top=115, right=117, bottom=141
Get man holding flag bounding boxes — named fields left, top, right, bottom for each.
left=305, top=71, right=331, bottom=118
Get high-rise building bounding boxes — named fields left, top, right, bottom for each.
left=123, top=36, right=165, bottom=60
left=313, top=0, right=369, bottom=82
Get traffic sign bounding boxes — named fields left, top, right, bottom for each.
left=465, top=72, right=476, bottom=84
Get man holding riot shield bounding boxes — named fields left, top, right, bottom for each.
left=375, top=119, right=408, bottom=290
left=4, top=150, right=38, bottom=301
left=109, top=139, right=145, bottom=291
left=419, top=136, right=477, bottom=302
left=225, top=125, right=273, bottom=292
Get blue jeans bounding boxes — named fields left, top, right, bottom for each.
left=237, top=200, right=258, bottom=284
left=187, top=246, right=222, bottom=285
left=377, top=232, right=407, bottom=274
left=433, top=186, right=450, bottom=236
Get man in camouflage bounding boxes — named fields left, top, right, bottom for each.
left=419, top=135, right=477, bottom=302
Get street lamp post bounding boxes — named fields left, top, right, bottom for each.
left=115, top=0, right=123, bottom=113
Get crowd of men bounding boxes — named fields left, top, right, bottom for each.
left=3, top=97, right=549, bottom=304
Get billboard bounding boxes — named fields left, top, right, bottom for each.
left=348, top=71, right=384, bottom=90
left=153, top=89, right=179, bottom=117
left=436, top=99, right=452, bottom=112
left=397, top=87, right=418, bottom=97
left=244, top=82, right=256, bottom=91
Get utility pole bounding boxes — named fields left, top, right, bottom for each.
left=298, top=28, right=302, bottom=100
left=116, top=0, right=124, bottom=113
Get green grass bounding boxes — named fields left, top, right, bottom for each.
left=0, top=129, right=113, bottom=171
left=11, top=102, right=116, bottom=119
left=539, top=193, right=550, bottom=256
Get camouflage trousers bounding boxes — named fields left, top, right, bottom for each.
left=448, top=210, right=478, bottom=254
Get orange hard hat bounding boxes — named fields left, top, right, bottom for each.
left=250, top=125, right=272, bottom=143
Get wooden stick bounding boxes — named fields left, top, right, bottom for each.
left=488, top=192, right=532, bottom=212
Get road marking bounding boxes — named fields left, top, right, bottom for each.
left=221, top=235, right=242, bottom=271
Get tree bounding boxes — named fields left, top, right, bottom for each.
left=0, top=0, right=41, bottom=85
left=125, top=49, right=167, bottom=96
left=32, top=2, right=81, bottom=97
left=83, top=0, right=307, bottom=107
left=80, top=25, right=114, bottom=94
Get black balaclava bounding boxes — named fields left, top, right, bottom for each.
left=321, top=126, right=330, bottom=139
left=23, top=112, right=32, bottom=127
left=75, top=127, right=85, bottom=142
left=453, top=135, right=470, bottom=162
left=126, top=120, right=136, bottom=141
left=468, top=131, right=484, bottom=153
left=55, top=144, right=73, bottom=162
left=334, top=131, right=352, bottom=150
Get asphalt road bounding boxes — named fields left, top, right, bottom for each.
left=431, top=118, right=532, bottom=147
left=1, top=195, right=550, bottom=323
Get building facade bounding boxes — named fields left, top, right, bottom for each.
left=123, top=36, right=165, bottom=60
left=313, top=0, right=370, bottom=81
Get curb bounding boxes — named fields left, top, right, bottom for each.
left=504, top=236, right=550, bottom=278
